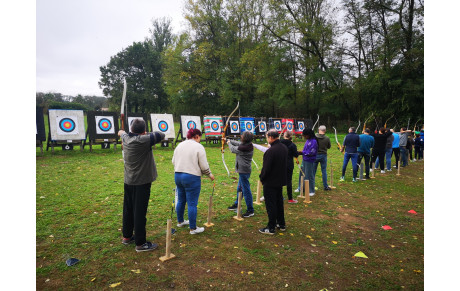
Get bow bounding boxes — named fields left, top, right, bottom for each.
left=221, top=102, right=240, bottom=177
left=407, top=117, right=411, bottom=129
left=120, top=78, right=127, bottom=131
left=413, top=118, right=421, bottom=133
left=355, top=119, right=361, bottom=133
left=333, top=126, right=343, bottom=154
left=362, top=112, right=374, bottom=133
left=312, top=114, right=320, bottom=130
left=295, top=157, right=306, bottom=177
left=384, top=114, right=394, bottom=129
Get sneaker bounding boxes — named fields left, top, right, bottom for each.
left=413, top=159, right=416, bottom=162
left=324, top=186, right=332, bottom=191
left=177, top=220, right=189, bottom=227
left=370, top=168, right=373, bottom=172
left=122, top=235, right=135, bottom=245
left=352, top=178, right=357, bottom=182
left=243, top=211, right=254, bottom=217
left=135, top=242, right=158, bottom=252
left=387, top=169, right=392, bottom=172
left=259, top=227, right=275, bottom=235
left=227, top=204, right=238, bottom=211
left=260, top=196, right=265, bottom=201
left=309, top=192, right=315, bottom=196
left=288, top=199, right=298, bottom=204
left=190, top=227, right=205, bottom=235
left=393, top=165, right=397, bottom=168
left=294, top=189, right=300, bottom=193
left=339, top=177, right=345, bottom=182
left=380, top=170, right=385, bottom=174
left=276, top=224, right=286, bottom=231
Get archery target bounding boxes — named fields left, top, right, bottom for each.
left=245, top=121, right=253, bottom=131
left=274, top=120, right=282, bottom=131
left=211, top=121, right=220, bottom=131
left=95, top=116, right=115, bottom=134
left=259, top=121, right=267, bottom=132
left=180, top=116, right=202, bottom=138
left=203, top=116, right=223, bottom=137
left=230, top=121, right=240, bottom=133
left=286, top=121, right=293, bottom=131
left=49, top=109, right=86, bottom=140
left=298, top=121, right=305, bottom=131
left=151, top=114, right=175, bottom=139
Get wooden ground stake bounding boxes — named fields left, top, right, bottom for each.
left=254, top=180, right=263, bottom=205
left=396, top=155, right=401, bottom=176
left=329, top=161, right=336, bottom=189
left=298, top=174, right=305, bottom=198
left=204, top=195, right=214, bottom=227
left=233, top=192, right=244, bottom=221
left=371, top=163, right=375, bottom=178
left=159, top=219, right=176, bottom=262
left=304, top=179, right=310, bottom=203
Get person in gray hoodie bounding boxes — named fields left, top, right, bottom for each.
left=314, top=125, right=332, bottom=190
left=226, top=131, right=255, bottom=217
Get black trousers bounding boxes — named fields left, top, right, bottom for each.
left=371, top=149, right=385, bottom=171
left=392, top=148, right=400, bottom=168
left=123, top=183, right=151, bottom=246
left=286, top=167, right=294, bottom=200
left=263, top=185, right=285, bottom=230
left=414, top=146, right=422, bottom=160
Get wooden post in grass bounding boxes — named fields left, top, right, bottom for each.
left=396, top=155, right=401, bottom=176
left=304, top=179, right=310, bottom=203
left=298, top=174, right=305, bottom=198
left=254, top=180, right=263, bottom=205
left=204, top=195, right=214, bottom=227
left=233, top=192, right=244, bottom=221
left=329, top=160, right=336, bottom=189
left=159, top=219, right=176, bottom=262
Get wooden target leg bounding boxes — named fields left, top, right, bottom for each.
left=304, top=179, right=311, bottom=203
left=329, top=161, right=336, bottom=189
left=298, top=174, right=305, bottom=198
left=233, top=192, right=244, bottom=221
left=254, top=180, right=263, bottom=205
left=204, top=195, right=215, bottom=227
left=159, top=219, right=176, bottom=262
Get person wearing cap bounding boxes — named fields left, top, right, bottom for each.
left=172, top=128, right=215, bottom=235
left=118, top=119, right=165, bottom=252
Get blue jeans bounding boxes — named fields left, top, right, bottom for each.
left=314, top=154, right=328, bottom=189
left=175, top=172, right=201, bottom=230
left=297, top=160, right=315, bottom=194
left=375, top=148, right=393, bottom=170
left=342, top=152, right=358, bottom=179
left=233, top=173, right=254, bottom=212
left=400, top=146, right=408, bottom=166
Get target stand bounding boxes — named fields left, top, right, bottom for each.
left=46, top=131, right=84, bottom=152
left=47, top=109, right=86, bottom=152
left=85, top=111, right=120, bottom=152
left=36, top=107, right=47, bottom=155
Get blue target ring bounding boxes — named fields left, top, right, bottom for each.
left=98, top=118, right=112, bottom=132
left=59, top=118, right=76, bottom=132
left=231, top=122, right=239, bottom=131
left=158, top=120, right=169, bottom=132
left=187, top=120, right=196, bottom=129
left=246, top=122, right=253, bottom=131
left=287, top=123, right=293, bottom=130
left=211, top=121, right=219, bottom=131
left=275, top=122, right=281, bottom=130
left=299, top=122, right=304, bottom=130
left=260, top=122, right=266, bottom=131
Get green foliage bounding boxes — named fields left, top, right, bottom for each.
left=48, top=101, right=90, bottom=111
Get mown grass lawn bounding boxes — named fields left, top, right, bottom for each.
left=36, top=129, right=424, bottom=290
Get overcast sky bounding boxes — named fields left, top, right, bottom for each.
left=36, top=0, right=186, bottom=96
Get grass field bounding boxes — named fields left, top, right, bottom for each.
left=36, top=127, right=424, bottom=290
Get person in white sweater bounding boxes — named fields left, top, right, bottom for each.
left=172, top=128, right=215, bottom=234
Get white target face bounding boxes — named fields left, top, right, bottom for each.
left=95, top=116, right=115, bottom=134
left=298, top=121, right=305, bottom=131
left=128, top=117, right=146, bottom=133
left=274, top=120, right=282, bottom=131
left=49, top=109, right=86, bottom=140
left=230, top=120, right=240, bottom=134
left=151, top=114, right=175, bottom=139
left=244, top=121, right=254, bottom=132
left=180, top=116, right=202, bottom=138
left=258, top=121, right=267, bottom=132
left=286, top=121, right=293, bottom=131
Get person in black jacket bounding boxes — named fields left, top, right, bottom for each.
left=281, top=130, right=299, bottom=203
left=259, top=129, right=288, bottom=235
left=370, top=127, right=393, bottom=173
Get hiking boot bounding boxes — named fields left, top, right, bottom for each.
left=135, top=242, right=158, bottom=252
left=259, top=227, right=275, bottom=235
left=190, top=227, right=205, bottom=235
left=288, top=199, right=298, bottom=204
left=227, top=204, right=238, bottom=211
left=122, top=235, right=135, bottom=245
left=339, top=177, right=345, bottom=182
left=243, top=210, right=254, bottom=218
left=177, top=220, right=189, bottom=227
left=324, top=186, right=332, bottom=191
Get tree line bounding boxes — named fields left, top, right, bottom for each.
left=98, top=0, right=423, bottom=127
left=36, top=92, right=108, bottom=112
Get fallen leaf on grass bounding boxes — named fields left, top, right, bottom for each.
left=332, top=241, right=338, bottom=244
left=247, top=271, right=254, bottom=275
left=234, top=246, right=238, bottom=248
left=131, top=269, right=141, bottom=274
left=354, top=251, right=368, bottom=258
left=279, top=233, right=284, bottom=236
left=91, top=278, right=96, bottom=282
left=109, top=282, right=122, bottom=288
left=413, top=270, right=422, bottom=273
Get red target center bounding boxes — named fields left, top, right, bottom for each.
left=102, top=122, right=109, bottom=128
left=64, top=122, right=72, bottom=129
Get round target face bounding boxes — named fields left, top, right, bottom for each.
left=287, top=123, right=293, bottom=130
left=211, top=121, right=220, bottom=131
left=260, top=122, right=266, bottom=131
left=275, top=122, right=281, bottom=130
left=298, top=122, right=305, bottom=131
left=59, top=118, right=76, bottom=132
left=98, top=118, right=112, bottom=132
left=231, top=122, right=239, bottom=131
left=158, top=120, right=169, bottom=132
left=187, top=120, right=196, bottom=129
left=246, top=122, right=253, bottom=131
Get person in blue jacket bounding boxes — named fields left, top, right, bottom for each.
left=357, top=128, right=374, bottom=179
left=340, top=127, right=360, bottom=182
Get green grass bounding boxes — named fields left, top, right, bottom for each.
left=36, top=124, right=424, bottom=290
